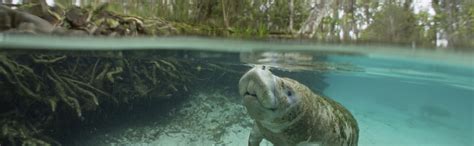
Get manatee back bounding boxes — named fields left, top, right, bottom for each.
left=284, top=77, right=359, bottom=146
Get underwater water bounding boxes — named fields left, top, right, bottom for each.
left=1, top=35, right=473, bottom=146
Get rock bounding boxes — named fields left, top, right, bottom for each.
left=0, top=5, right=54, bottom=34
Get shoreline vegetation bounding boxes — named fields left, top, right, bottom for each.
left=0, top=0, right=472, bottom=145
left=1, top=0, right=473, bottom=48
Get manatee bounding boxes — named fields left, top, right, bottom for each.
left=239, top=66, right=359, bottom=146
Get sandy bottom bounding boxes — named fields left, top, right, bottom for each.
left=83, top=91, right=472, bottom=146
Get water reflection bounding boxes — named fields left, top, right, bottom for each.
left=240, top=51, right=363, bottom=72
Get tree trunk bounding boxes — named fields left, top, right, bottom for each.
left=342, top=0, right=354, bottom=41
left=297, top=0, right=331, bottom=38
left=403, top=0, right=413, bottom=10
left=330, top=0, right=338, bottom=39
left=196, top=0, right=217, bottom=22
left=432, top=0, right=461, bottom=48
left=446, top=0, right=461, bottom=47
left=221, top=0, right=230, bottom=31
left=288, top=0, right=294, bottom=32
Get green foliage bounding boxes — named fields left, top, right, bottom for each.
left=4, top=0, right=473, bottom=48
left=461, top=2, right=474, bottom=47
left=257, top=23, right=268, bottom=37
left=360, top=4, right=422, bottom=45
left=230, top=22, right=268, bottom=38
left=414, top=11, right=437, bottom=47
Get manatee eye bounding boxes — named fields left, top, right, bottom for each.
left=287, top=90, right=292, bottom=96
left=262, top=66, right=266, bottom=70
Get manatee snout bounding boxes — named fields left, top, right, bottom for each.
left=239, top=66, right=278, bottom=111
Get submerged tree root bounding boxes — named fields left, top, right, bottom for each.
left=0, top=111, right=60, bottom=146
left=0, top=54, right=43, bottom=101
left=0, top=52, right=211, bottom=145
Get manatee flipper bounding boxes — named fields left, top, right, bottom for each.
left=249, top=124, right=264, bottom=146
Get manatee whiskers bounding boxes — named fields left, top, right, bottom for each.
left=260, top=104, right=305, bottom=133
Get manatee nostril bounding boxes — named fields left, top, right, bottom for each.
left=244, top=91, right=257, bottom=97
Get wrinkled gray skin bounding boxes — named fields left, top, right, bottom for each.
left=0, top=5, right=54, bottom=34
left=239, top=66, right=359, bottom=146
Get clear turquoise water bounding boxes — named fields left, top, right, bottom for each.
left=1, top=35, right=473, bottom=145
left=325, top=55, right=473, bottom=145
